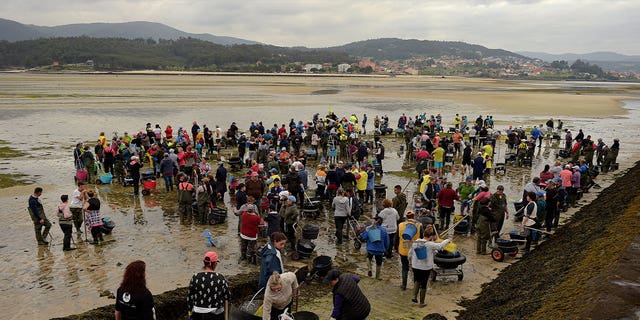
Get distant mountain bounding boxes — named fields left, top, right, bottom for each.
left=325, top=38, right=527, bottom=60
left=519, top=51, right=640, bottom=62
left=0, top=18, right=259, bottom=45
left=519, top=51, right=640, bottom=73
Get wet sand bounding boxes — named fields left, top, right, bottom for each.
left=0, top=73, right=639, bottom=319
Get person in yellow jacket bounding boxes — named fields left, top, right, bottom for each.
left=355, top=165, right=368, bottom=200
left=397, top=211, right=422, bottom=290
left=418, top=170, right=431, bottom=198
left=453, top=113, right=461, bottom=129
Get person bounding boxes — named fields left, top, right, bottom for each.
left=332, top=189, right=351, bottom=245
left=259, top=232, right=287, bottom=289
left=187, top=252, right=230, bottom=320
left=489, top=185, right=509, bottom=235
left=83, top=190, right=104, bottom=245
left=115, top=260, right=155, bottom=320
left=471, top=152, right=486, bottom=181
left=56, top=194, right=75, bottom=251
left=178, top=174, right=195, bottom=223
left=325, top=269, right=371, bottom=320
left=361, top=216, right=390, bottom=279
left=432, top=144, right=445, bottom=177
left=262, top=272, right=299, bottom=320
left=70, top=181, right=87, bottom=235
left=126, top=156, right=143, bottom=196
left=436, top=182, right=460, bottom=230
left=239, top=198, right=263, bottom=264
left=392, top=184, right=408, bottom=221
left=196, top=177, right=213, bottom=225
left=280, top=196, right=298, bottom=250
left=158, top=153, right=178, bottom=192
left=397, top=211, right=422, bottom=290
left=522, top=192, right=539, bottom=254
left=544, top=179, right=559, bottom=233
left=457, top=177, right=475, bottom=215
left=475, top=198, right=493, bottom=254
left=245, top=172, right=265, bottom=214
left=409, top=225, right=451, bottom=307
left=28, top=187, right=51, bottom=246
left=376, top=199, right=399, bottom=258
left=540, top=164, right=554, bottom=183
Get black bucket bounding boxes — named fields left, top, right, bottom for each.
left=208, top=207, right=227, bottom=225
left=434, top=252, right=466, bottom=269
left=312, top=255, right=332, bottom=277
left=297, top=239, right=316, bottom=257
left=292, top=311, right=320, bottom=320
left=302, top=225, right=320, bottom=239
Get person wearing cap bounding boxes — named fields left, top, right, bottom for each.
left=267, top=178, right=284, bottom=212
left=361, top=216, right=390, bottom=279
left=126, top=155, right=143, bottom=196
left=409, top=225, right=451, bottom=307
left=490, top=185, right=509, bottom=235
left=261, top=271, right=299, bottom=320
left=324, top=269, right=371, bottom=320
left=187, top=252, right=230, bottom=320
left=280, top=196, right=298, bottom=250
left=397, top=211, right=422, bottom=290
left=239, top=197, right=263, bottom=264
left=258, top=232, right=288, bottom=289
left=115, top=260, right=155, bottom=320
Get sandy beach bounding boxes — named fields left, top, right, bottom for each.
left=0, top=73, right=639, bottom=319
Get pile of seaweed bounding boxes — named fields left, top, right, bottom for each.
left=457, top=162, right=640, bottom=320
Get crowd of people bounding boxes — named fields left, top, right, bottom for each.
left=24, top=106, right=623, bottom=319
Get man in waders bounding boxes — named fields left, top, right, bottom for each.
left=70, top=181, right=87, bottom=235
left=178, top=174, right=194, bottom=224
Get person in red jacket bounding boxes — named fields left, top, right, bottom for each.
left=239, top=197, right=263, bottom=264
left=436, top=182, right=460, bottom=229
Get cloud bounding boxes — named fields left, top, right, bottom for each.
left=1, top=0, right=638, bottom=54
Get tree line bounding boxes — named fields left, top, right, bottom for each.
left=0, top=37, right=353, bottom=71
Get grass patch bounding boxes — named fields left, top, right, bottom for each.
left=0, top=146, right=26, bottom=158
left=0, top=173, right=30, bottom=188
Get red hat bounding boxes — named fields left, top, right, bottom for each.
left=203, top=251, right=219, bottom=263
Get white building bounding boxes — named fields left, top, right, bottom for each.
left=337, top=63, right=351, bottom=73
left=303, top=64, right=323, bottom=73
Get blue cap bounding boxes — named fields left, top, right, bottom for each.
left=288, top=196, right=297, bottom=203
left=536, top=191, right=546, bottom=196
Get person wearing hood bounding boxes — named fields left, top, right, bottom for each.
left=471, top=152, right=485, bottom=181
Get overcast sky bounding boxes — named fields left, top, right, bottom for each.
left=2, top=0, right=639, bottom=54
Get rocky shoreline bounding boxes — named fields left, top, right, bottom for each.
left=457, top=161, right=640, bottom=320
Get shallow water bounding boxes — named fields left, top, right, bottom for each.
left=0, top=74, right=639, bottom=320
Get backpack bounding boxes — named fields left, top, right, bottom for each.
left=350, top=197, right=363, bottom=219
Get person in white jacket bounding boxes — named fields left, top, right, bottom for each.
left=408, top=225, right=451, bottom=307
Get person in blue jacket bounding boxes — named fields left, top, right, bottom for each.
left=258, top=232, right=288, bottom=289
left=360, top=216, right=390, bottom=280
left=531, top=125, right=542, bottom=147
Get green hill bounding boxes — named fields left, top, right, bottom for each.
left=0, top=37, right=353, bottom=71
left=326, top=38, right=526, bottom=60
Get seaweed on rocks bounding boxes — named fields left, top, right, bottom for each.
left=52, top=273, right=259, bottom=320
left=457, top=161, right=640, bottom=320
